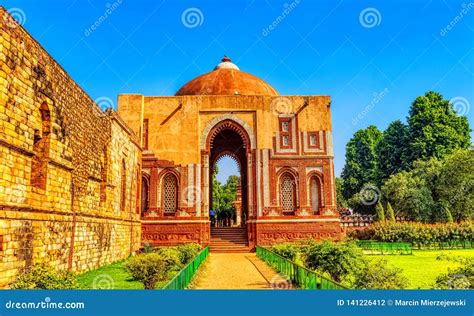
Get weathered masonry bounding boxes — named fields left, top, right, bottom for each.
left=0, top=7, right=141, bottom=287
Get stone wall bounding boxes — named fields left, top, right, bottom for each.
left=0, top=6, right=141, bottom=287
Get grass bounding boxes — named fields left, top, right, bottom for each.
left=366, top=249, right=474, bottom=289
left=77, top=259, right=144, bottom=290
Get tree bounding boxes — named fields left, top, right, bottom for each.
left=381, top=170, right=435, bottom=222
left=377, top=120, right=409, bottom=180
left=375, top=202, right=385, bottom=221
left=443, top=206, right=454, bottom=223
left=335, top=178, right=348, bottom=208
left=212, top=172, right=239, bottom=215
left=407, top=91, right=471, bottom=164
left=341, top=125, right=382, bottom=199
left=436, top=150, right=474, bottom=222
left=386, top=202, right=396, bottom=221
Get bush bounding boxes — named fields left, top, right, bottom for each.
left=10, top=264, right=78, bottom=289
left=271, top=244, right=298, bottom=261
left=386, top=202, right=396, bottom=221
left=176, top=243, right=201, bottom=265
left=154, top=247, right=183, bottom=270
left=353, top=259, right=408, bottom=289
left=434, top=259, right=473, bottom=289
left=375, top=202, right=385, bottom=221
left=350, top=221, right=474, bottom=247
left=302, top=241, right=365, bottom=283
left=125, top=253, right=177, bottom=289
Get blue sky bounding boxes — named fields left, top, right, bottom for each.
left=3, top=0, right=473, bottom=183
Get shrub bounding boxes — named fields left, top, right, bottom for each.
left=386, top=202, right=396, bottom=221
left=375, top=202, right=385, bottom=221
left=10, top=264, right=78, bottom=289
left=351, top=221, right=474, bottom=247
left=271, top=243, right=298, bottom=261
left=154, top=247, right=183, bottom=270
left=353, top=259, right=408, bottom=289
left=125, top=253, right=176, bottom=289
left=302, top=241, right=365, bottom=283
left=176, top=243, right=201, bottom=265
left=434, top=259, right=473, bottom=289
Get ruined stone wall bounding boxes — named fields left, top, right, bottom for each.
left=0, top=6, right=141, bottom=287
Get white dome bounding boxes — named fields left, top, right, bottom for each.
left=213, top=56, right=240, bottom=70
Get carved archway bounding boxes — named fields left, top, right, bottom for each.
left=202, top=118, right=252, bottom=231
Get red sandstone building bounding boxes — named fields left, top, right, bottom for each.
left=119, top=56, right=342, bottom=251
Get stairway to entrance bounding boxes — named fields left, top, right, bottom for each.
left=210, top=227, right=249, bottom=252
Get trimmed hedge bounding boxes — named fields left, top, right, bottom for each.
left=350, top=221, right=474, bottom=248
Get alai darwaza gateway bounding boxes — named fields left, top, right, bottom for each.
left=118, top=56, right=342, bottom=252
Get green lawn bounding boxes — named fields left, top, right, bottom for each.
left=77, top=259, right=144, bottom=290
left=366, top=249, right=474, bottom=289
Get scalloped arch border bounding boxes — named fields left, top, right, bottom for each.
left=200, top=114, right=256, bottom=150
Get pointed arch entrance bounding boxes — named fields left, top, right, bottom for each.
left=202, top=118, right=254, bottom=250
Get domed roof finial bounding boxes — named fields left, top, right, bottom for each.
left=214, top=55, right=240, bottom=71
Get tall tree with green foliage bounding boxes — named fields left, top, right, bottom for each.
left=435, top=150, right=474, bottom=222
left=335, top=178, right=348, bottom=208
left=341, top=125, right=382, bottom=199
left=377, top=120, right=409, bottom=180
left=407, top=91, right=471, bottom=164
left=212, top=172, right=239, bottom=215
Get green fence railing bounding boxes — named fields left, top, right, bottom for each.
left=162, top=247, right=209, bottom=290
left=413, top=240, right=473, bottom=250
left=256, top=246, right=348, bottom=290
left=356, top=241, right=413, bottom=255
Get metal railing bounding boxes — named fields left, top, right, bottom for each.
left=256, top=246, right=348, bottom=290
left=162, top=247, right=209, bottom=290
left=356, top=241, right=413, bottom=255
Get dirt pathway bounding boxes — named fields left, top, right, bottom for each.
left=190, top=253, right=291, bottom=290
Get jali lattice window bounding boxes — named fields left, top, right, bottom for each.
left=163, top=174, right=178, bottom=213
left=280, top=173, right=296, bottom=213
